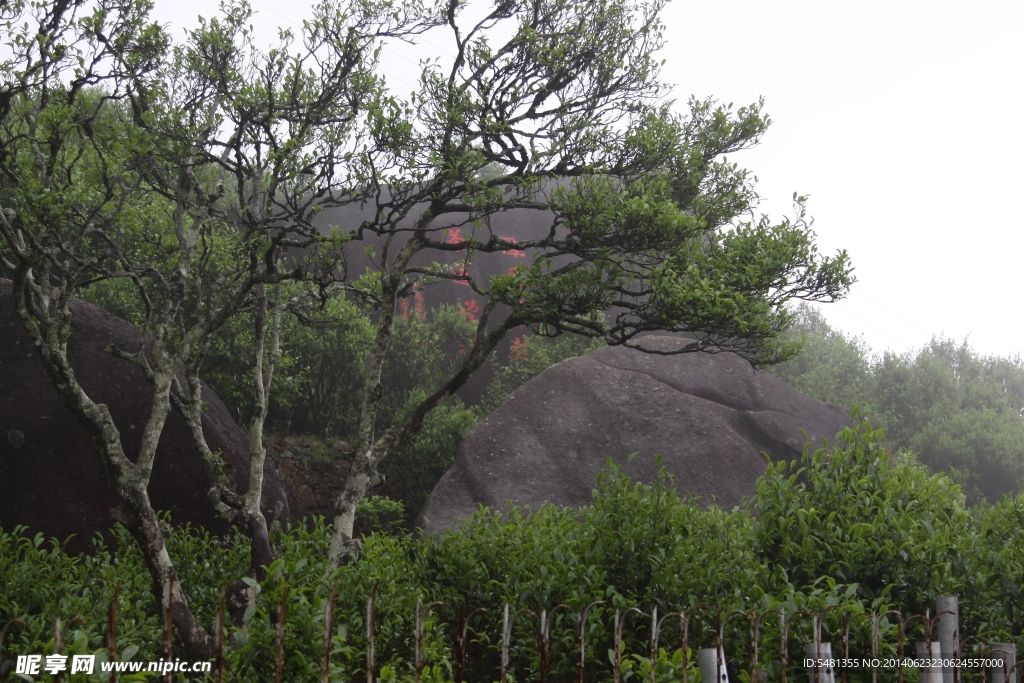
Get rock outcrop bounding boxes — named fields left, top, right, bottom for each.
left=266, top=435, right=352, bottom=524
left=419, top=336, right=851, bottom=534
left=309, top=202, right=574, bottom=403
left=0, top=281, right=288, bottom=553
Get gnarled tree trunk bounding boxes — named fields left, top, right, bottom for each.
left=6, top=270, right=215, bottom=659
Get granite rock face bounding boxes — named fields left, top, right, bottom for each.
left=266, top=435, right=353, bottom=524
left=419, top=336, right=851, bottom=533
left=308, top=202, right=574, bottom=403
left=0, top=281, right=288, bottom=553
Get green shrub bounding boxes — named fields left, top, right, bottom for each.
left=968, top=495, right=1024, bottom=640
left=380, top=393, right=479, bottom=526
left=415, top=458, right=767, bottom=681
left=4, top=426, right=1023, bottom=681
left=0, top=526, right=163, bottom=678
left=753, top=417, right=974, bottom=614
left=355, top=497, right=408, bottom=537
left=0, top=521, right=253, bottom=681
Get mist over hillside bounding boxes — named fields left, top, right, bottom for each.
left=768, top=303, right=1024, bottom=504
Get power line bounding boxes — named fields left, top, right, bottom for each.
left=849, top=287, right=932, bottom=336
left=829, top=301, right=914, bottom=352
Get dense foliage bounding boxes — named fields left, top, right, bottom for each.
left=769, top=304, right=1024, bottom=503
left=88, top=278, right=604, bottom=525
left=3, top=423, right=1022, bottom=681
left=0, top=0, right=856, bottom=579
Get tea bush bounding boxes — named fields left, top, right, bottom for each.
left=753, top=416, right=974, bottom=614
left=3, top=420, right=1023, bottom=681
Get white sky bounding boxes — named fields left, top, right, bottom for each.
left=152, top=0, right=1024, bottom=360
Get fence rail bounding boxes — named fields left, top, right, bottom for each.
left=1, top=587, right=1020, bottom=683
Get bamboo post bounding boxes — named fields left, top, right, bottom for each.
left=936, top=597, right=959, bottom=683
left=916, top=642, right=942, bottom=683
left=805, top=642, right=836, bottom=683
left=698, top=647, right=729, bottom=683
left=989, top=644, right=1017, bottom=683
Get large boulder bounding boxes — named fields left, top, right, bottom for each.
left=0, top=281, right=288, bottom=553
left=309, top=203, right=570, bottom=403
left=419, top=336, right=851, bottom=533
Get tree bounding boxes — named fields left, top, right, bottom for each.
left=769, top=306, right=1024, bottom=502
left=0, top=0, right=853, bottom=652
left=0, top=0, right=433, bottom=657
left=766, top=302, right=875, bottom=411
left=0, top=0, right=233, bottom=654
left=315, top=0, right=854, bottom=564
left=873, top=339, right=1024, bottom=503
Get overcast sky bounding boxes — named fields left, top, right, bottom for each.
left=152, top=0, right=1024, bottom=360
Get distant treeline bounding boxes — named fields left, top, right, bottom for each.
left=768, top=304, right=1024, bottom=503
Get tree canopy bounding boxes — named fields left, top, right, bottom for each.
left=769, top=304, right=1024, bottom=503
